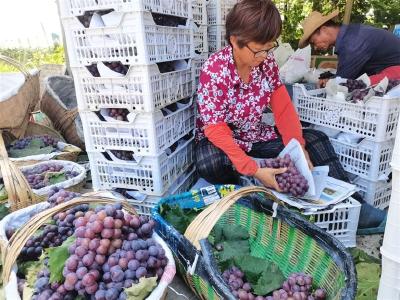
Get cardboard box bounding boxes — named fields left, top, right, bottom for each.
left=311, top=55, right=338, bottom=69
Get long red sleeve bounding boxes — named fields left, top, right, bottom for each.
left=270, top=85, right=305, bottom=145
left=204, top=123, right=259, bottom=176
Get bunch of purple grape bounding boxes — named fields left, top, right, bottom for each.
left=158, top=62, right=176, bottom=73
left=20, top=204, right=89, bottom=261
left=27, top=203, right=166, bottom=300
left=107, top=108, right=129, bottom=121
left=47, top=187, right=81, bottom=207
left=387, top=79, right=400, bottom=92
left=22, top=163, right=80, bottom=190
left=339, top=79, right=367, bottom=92
left=152, top=13, right=186, bottom=27
left=9, top=135, right=58, bottom=150
left=65, top=170, right=80, bottom=180
left=104, top=62, right=129, bottom=76
left=259, top=154, right=309, bottom=197
left=350, top=88, right=371, bottom=102
left=266, top=273, right=326, bottom=300
left=222, top=266, right=255, bottom=299
left=31, top=264, right=77, bottom=300
left=111, top=150, right=134, bottom=161
left=87, top=64, right=100, bottom=77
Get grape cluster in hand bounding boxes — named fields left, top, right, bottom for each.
left=259, top=154, right=309, bottom=197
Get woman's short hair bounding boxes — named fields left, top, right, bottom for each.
left=225, top=0, right=282, bottom=48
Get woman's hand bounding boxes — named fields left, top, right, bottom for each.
left=301, top=145, right=314, bottom=170
left=254, top=167, right=287, bottom=192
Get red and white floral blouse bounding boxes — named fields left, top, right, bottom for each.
left=196, top=45, right=283, bottom=152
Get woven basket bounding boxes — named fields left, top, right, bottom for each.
left=1, top=195, right=175, bottom=300
left=40, top=76, right=85, bottom=150
left=0, top=55, right=40, bottom=138
left=152, top=185, right=357, bottom=300
left=2, top=122, right=81, bottom=167
left=0, top=133, right=85, bottom=211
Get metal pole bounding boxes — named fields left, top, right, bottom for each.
left=343, top=0, right=353, bottom=24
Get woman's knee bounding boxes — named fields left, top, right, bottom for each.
left=303, top=128, right=329, bottom=144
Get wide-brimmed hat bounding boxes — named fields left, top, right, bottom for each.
left=298, top=9, right=339, bottom=48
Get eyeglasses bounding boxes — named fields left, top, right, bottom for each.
left=245, top=41, right=279, bottom=58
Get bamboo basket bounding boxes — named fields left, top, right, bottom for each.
left=0, top=55, right=40, bottom=138
left=1, top=195, right=174, bottom=300
left=0, top=132, right=85, bottom=211
left=153, top=185, right=357, bottom=300
left=40, top=76, right=85, bottom=150
left=2, top=122, right=81, bottom=167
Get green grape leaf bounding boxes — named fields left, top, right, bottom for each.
left=124, top=276, right=158, bottom=300
left=356, top=262, right=381, bottom=300
left=47, top=172, right=67, bottom=185
left=25, top=260, right=44, bottom=287
left=46, top=236, right=76, bottom=283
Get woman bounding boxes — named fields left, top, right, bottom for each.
left=194, top=0, right=385, bottom=234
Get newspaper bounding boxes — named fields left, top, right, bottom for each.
left=249, top=139, right=358, bottom=212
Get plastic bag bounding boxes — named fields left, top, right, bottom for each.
left=280, top=46, right=311, bottom=84
left=272, top=43, right=294, bottom=68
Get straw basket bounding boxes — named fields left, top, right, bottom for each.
left=0, top=55, right=40, bottom=139
left=153, top=185, right=357, bottom=300
left=40, top=76, right=85, bottom=150
left=0, top=132, right=85, bottom=211
left=2, top=122, right=81, bottom=167
left=1, top=195, right=175, bottom=300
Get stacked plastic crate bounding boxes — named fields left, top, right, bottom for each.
left=58, top=0, right=198, bottom=214
left=206, top=0, right=237, bottom=53
left=293, top=84, right=400, bottom=210
left=192, top=0, right=209, bottom=91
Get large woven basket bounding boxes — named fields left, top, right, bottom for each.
left=1, top=195, right=175, bottom=300
left=0, top=55, right=40, bottom=138
left=40, top=76, right=85, bottom=150
left=1, top=122, right=81, bottom=167
left=152, top=185, right=357, bottom=300
left=0, top=132, right=85, bottom=211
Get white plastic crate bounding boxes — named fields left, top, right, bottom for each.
left=193, top=23, right=208, bottom=54
left=192, top=0, right=207, bottom=25
left=352, top=176, right=392, bottom=209
left=192, top=52, right=208, bottom=90
left=90, top=136, right=194, bottom=195
left=330, top=137, right=394, bottom=181
left=123, top=165, right=197, bottom=215
left=306, top=198, right=361, bottom=248
left=80, top=98, right=195, bottom=154
left=208, top=25, right=226, bottom=52
left=62, top=11, right=193, bottom=66
left=293, top=84, right=400, bottom=142
left=73, top=60, right=193, bottom=112
left=59, top=0, right=191, bottom=18
left=206, top=0, right=236, bottom=25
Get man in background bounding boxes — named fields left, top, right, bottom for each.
left=299, top=10, right=400, bottom=85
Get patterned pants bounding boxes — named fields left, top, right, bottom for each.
left=195, top=129, right=349, bottom=185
